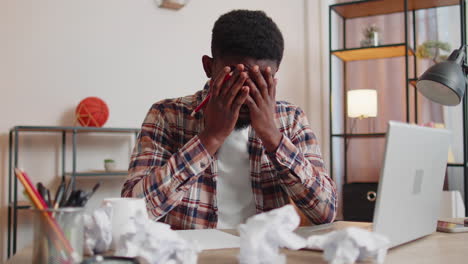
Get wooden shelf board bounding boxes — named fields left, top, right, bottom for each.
left=331, top=0, right=459, bottom=19
left=332, top=44, right=414, bottom=61
left=10, top=201, right=32, bottom=209
left=409, top=78, right=418, bottom=87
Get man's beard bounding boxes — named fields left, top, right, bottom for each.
left=235, top=116, right=250, bottom=130
left=234, top=105, right=250, bottom=130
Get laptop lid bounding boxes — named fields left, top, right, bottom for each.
left=373, top=121, right=451, bottom=248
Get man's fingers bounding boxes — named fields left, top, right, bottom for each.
left=273, top=78, right=278, bottom=99
left=232, top=86, right=250, bottom=112
left=245, top=94, right=259, bottom=112
left=263, top=67, right=275, bottom=98
left=211, top=66, right=231, bottom=97
left=221, top=64, right=244, bottom=96
left=245, top=78, right=263, bottom=105
left=226, top=72, right=248, bottom=106
left=250, top=65, right=269, bottom=99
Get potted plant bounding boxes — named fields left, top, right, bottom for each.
left=416, top=40, right=451, bottom=63
left=104, top=159, right=116, bottom=171
left=360, top=24, right=381, bottom=47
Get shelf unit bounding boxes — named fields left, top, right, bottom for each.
left=7, top=125, right=140, bottom=258
left=329, top=0, right=467, bottom=220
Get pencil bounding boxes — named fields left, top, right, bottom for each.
left=190, top=72, right=233, bottom=117
left=190, top=93, right=210, bottom=117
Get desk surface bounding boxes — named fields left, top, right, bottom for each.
left=6, top=221, right=468, bottom=264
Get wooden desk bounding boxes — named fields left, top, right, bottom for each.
left=6, top=222, right=468, bottom=264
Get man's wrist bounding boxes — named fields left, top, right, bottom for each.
left=198, top=130, right=225, bottom=156
left=260, top=129, right=283, bottom=153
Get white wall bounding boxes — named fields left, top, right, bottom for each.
left=0, top=0, right=330, bottom=261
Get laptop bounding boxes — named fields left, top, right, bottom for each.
left=296, top=121, right=451, bottom=248
left=373, top=121, right=450, bottom=247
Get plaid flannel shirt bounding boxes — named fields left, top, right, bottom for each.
left=122, top=83, right=337, bottom=229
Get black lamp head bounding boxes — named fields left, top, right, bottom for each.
left=416, top=47, right=467, bottom=106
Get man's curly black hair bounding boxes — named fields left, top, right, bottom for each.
left=211, top=10, right=284, bottom=66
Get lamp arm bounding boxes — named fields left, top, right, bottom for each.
left=448, top=45, right=467, bottom=65
left=462, top=45, right=468, bottom=75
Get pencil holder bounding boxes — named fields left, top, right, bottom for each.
left=31, top=207, right=84, bottom=263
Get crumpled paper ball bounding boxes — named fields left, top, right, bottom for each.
left=307, top=227, right=390, bottom=264
left=238, top=204, right=307, bottom=264
left=115, top=210, right=200, bottom=264
left=83, top=204, right=113, bottom=255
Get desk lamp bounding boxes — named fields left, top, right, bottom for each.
left=346, top=89, right=377, bottom=149
left=416, top=45, right=467, bottom=106
left=416, top=45, right=467, bottom=217
left=347, top=89, right=378, bottom=119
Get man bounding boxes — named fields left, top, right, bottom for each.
left=122, top=10, right=336, bottom=229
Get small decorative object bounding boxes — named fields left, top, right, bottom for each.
left=416, top=40, right=451, bottom=63
left=360, top=24, right=381, bottom=47
left=155, top=0, right=189, bottom=10
left=75, top=97, right=109, bottom=127
left=104, top=159, right=116, bottom=171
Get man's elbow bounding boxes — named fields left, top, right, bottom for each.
left=308, top=199, right=337, bottom=224
left=121, top=179, right=137, bottom=198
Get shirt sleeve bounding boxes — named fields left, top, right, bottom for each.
left=121, top=105, right=213, bottom=220
left=266, top=107, right=337, bottom=224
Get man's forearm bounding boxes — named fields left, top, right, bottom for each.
left=266, top=135, right=337, bottom=224
left=123, top=135, right=213, bottom=219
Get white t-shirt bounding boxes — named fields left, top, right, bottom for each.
left=216, top=127, right=256, bottom=228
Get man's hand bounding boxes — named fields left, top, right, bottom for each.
left=199, top=64, right=249, bottom=155
left=245, top=65, right=283, bottom=153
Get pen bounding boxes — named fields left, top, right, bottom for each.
left=64, top=190, right=79, bottom=207
left=37, top=182, right=49, bottom=207
left=46, top=189, right=52, bottom=208
left=79, top=182, right=101, bottom=207
left=60, top=178, right=72, bottom=207
left=54, top=182, right=65, bottom=209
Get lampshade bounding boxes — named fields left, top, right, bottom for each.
left=416, top=48, right=466, bottom=106
left=347, top=89, right=378, bottom=118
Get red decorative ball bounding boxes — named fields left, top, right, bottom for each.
left=75, top=97, right=109, bottom=127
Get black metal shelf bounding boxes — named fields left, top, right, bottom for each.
left=329, top=0, right=467, bottom=221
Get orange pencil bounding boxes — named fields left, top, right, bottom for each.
left=20, top=170, right=48, bottom=209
